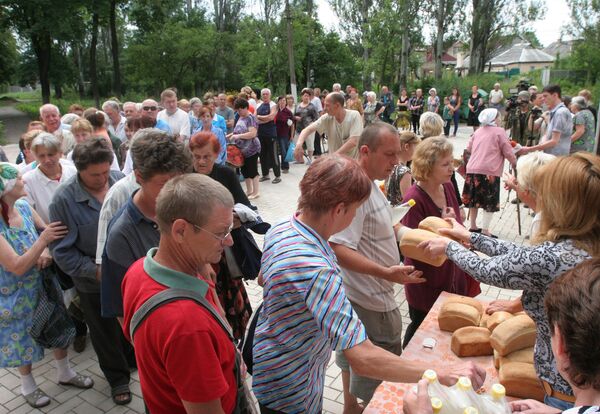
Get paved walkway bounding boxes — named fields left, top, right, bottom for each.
left=0, top=126, right=526, bottom=413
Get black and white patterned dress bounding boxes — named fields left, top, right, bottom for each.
left=445, top=233, right=591, bottom=397
left=563, top=407, right=600, bottom=414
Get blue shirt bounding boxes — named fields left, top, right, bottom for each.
left=49, top=171, right=125, bottom=293
left=155, top=119, right=172, bottom=134
left=252, top=214, right=367, bottom=413
left=189, top=125, right=228, bottom=165
left=545, top=102, right=573, bottom=156
left=212, top=114, right=227, bottom=136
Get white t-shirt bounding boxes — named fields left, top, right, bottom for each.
left=108, top=116, right=127, bottom=142
left=313, top=109, right=363, bottom=156
left=330, top=181, right=401, bottom=312
left=157, top=108, right=191, bottom=140
left=23, top=159, right=77, bottom=224
left=489, top=89, right=504, bottom=104
left=311, top=97, right=323, bottom=113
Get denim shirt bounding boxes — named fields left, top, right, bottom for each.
left=49, top=171, right=125, bottom=293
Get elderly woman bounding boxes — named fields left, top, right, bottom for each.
left=0, top=163, right=92, bottom=408
left=294, top=88, right=320, bottom=164
left=570, top=96, right=596, bottom=153
left=188, top=97, right=203, bottom=135
left=396, top=88, right=411, bottom=130
left=188, top=131, right=259, bottom=339
left=229, top=98, right=261, bottom=199
left=253, top=155, right=485, bottom=414
left=275, top=96, right=294, bottom=173
left=426, top=88, right=440, bottom=113
left=363, top=91, right=385, bottom=126
left=467, top=85, right=484, bottom=132
left=385, top=131, right=421, bottom=206
left=400, top=137, right=480, bottom=346
left=196, top=107, right=227, bottom=164
left=462, top=108, right=517, bottom=235
left=420, top=152, right=600, bottom=410
left=346, top=87, right=364, bottom=115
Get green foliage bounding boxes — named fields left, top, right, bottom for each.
left=0, top=30, right=18, bottom=85
left=0, top=121, right=5, bottom=145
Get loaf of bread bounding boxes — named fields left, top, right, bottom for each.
left=486, top=311, right=514, bottom=332
left=418, top=216, right=453, bottom=234
left=444, top=295, right=484, bottom=314
left=499, top=361, right=545, bottom=401
left=438, top=302, right=481, bottom=332
left=499, top=347, right=534, bottom=366
left=400, top=228, right=447, bottom=267
left=451, top=326, right=493, bottom=357
left=493, top=350, right=500, bottom=369
left=490, top=314, right=536, bottom=356
left=479, top=312, right=489, bottom=328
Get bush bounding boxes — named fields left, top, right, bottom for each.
left=0, top=121, right=5, bottom=145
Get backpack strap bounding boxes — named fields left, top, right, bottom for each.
left=129, top=288, right=233, bottom=345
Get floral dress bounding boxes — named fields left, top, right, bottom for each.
left=0, top=200, right=44, bottom=367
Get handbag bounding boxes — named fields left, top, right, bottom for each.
left=130, top=288, right=257, bottom=414
left=28, top=265, right=76, bottom=349
left=227, top=144, right=244, bottom=168
left=285, top=141, right=296, bottom=163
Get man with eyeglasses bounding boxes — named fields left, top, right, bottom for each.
left=121, top=174, right=240, bottom=414
left=140, top=98, right=172, bottom=134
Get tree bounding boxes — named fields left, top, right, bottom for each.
left=425, top=0, right=466, bottom=79
left=108, top=0, right=122, bottom=97
left=0, top=29, right=18, bottom=85
left=468, top=0, right=544, bottom=73
left=566, top=0, right=600, bottom=83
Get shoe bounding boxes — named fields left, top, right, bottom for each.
left=282, top=169, right=289, bottom=174
left=111, top=385, right=132, bottom=406
left=73, top=335, right=86, bottom=353
left=272, top=177, right=282, bottom=184
left=23, top=388, right=51, bottom=408
left=59, top=373, right=94, bottom=389
left=259, top=176, right=270, bottom=182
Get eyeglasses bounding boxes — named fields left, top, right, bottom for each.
left=142, top=106, right=157, bottom=111
left=188, top=221, right=233, bottom=244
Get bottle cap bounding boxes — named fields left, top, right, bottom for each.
left=491, top=383, right=506, bottom=399
left=407, top=198, right=416, bottom=207
left=431, top=397, right=442, bottom=412
left=464, top=407, right=478, bottom=414
left=457, top=377, right=472, bottom=391
left=423, top=369, right=438, bottom=383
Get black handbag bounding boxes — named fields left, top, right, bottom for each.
left=28, top=265, right=76, bottom=349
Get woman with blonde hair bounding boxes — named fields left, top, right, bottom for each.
left=385, top=131, right=421, bottom=205
left=419, top=111, right=444, bottom=138
left=420, top=152, right=600, bottom=410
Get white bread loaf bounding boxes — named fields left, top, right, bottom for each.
left=490, top=314, right=536, bottom=356
left=486, top=311, right=514, bottom=332
left=418, top=216, right=453, bottom=234
left=438, top=302, right=481, bottom=332
left=451, top=326, right=494, bottom=357
left=499, top=347, right=534, bottom=366
left=444, top=295, right=484, bottom=314
left=499, top=361, right=545, bottom=401
left=400, top=228, right=447, bottom=267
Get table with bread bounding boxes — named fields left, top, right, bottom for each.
left=364, top=287, right=543, bottom=413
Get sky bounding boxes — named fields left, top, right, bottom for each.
left=314, top=0, right=572, bottom=47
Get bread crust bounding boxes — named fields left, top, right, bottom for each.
left=490, top=314, right=536, bottom=356
left=451, top=326, right=494, bottom=357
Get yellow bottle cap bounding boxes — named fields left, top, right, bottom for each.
left=464, top=407, right=478, bottom=414
left=431, top=397, right=442, bottom=412
left=423, top=369, right=438, bottom=383
left=491, top=383, right=506, bottom=399
left=407, top=198, right=416, bottom=207
left=457, top=377, right=472, bottom=391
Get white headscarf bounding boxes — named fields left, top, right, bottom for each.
left=478, top=108, right=498, bottom=126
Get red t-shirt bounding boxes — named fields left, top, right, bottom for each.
left=122, top=259, right=237, bottom=414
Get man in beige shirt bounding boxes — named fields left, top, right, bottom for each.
left=294, top=92, right=363, bottom=160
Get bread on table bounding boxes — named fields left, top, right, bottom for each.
left=438, top=301, right=481, bottom=332
left=499, top=347, right=534, bottom=366
left=486, top=311, right=514, bottom=332
left=490, top=314, right=536, bottom=356
left=493, top=349, right=501, bottom=369
left=400, top=228, right=448, bottom=267
left=479, top=312, right=490, bottom=328
left=451, top=326, right=494, bottom=357
left=444, top=295, right=484, bottom=314
left=499, top=361, right=545, bottom=401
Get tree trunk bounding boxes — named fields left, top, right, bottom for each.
left=54, top=83, right=62, bottom=99
left=32, top=33, right=51, bottom=104
left=90, top=11, right=100, bottom=108
left=360, top=0, right=372, bottom=91
left=305, top=0, right=314, bottom=87
left=434, top=0, right=445, bottom=79
left=285, top=0, right=297, bottom=98
left=109, top=0, right=122, bottom=97
left=74, top=43, right=86, bottom=98
left=469, top=0, right=492, bottom=73
left=400, top=30, right=409, bottom=88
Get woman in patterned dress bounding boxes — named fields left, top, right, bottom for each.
left=0, top=163, right=92, bottom=408
left=385, top=131, right=421, bottom=206
left=419, top=152, right=600, bottom=410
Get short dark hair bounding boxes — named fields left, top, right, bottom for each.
left=545, top=259, right=600, bottom=390
left=358, top=123, right=398, bottom=152
left=131, top=129, right=192, bottom=180
left=234, top=98, right=249, bottom=110
left=72, top=137, right=114, bottom=171
left=542, top=84, right=562, bottom=98
left=328, top=92, right=345, bottom=107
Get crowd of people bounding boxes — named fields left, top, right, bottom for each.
left=0, top=80, right=598, bottom=414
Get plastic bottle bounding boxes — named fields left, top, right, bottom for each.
left=463, top=407, right=478, bottom=414
left=392, top=198, right=416, bottom=223
left=431, top=397, right=443, bottom=414
left=481, top=383, right=512, bottom=414
left=422, top=370, right=447, bottom=400
left=452, top=377, right=483, bottom=413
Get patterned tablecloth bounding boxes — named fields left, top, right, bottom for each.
left=364, top=292, right=500, bottom=414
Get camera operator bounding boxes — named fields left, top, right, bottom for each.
left=505, top=91, right=534, bottom=146
left=526, top=92, right=544, bottom=146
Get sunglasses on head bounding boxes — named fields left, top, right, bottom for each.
left=142, top=106, right=157, bottom=111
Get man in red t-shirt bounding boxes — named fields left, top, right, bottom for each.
left=121, top=174, right=237, bottom=413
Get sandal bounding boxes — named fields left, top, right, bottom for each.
left=59, top=373, right=94, bottom=389
left=24, top=388, right=51, bottom=408
left=111, top=384, right=132, bottom=406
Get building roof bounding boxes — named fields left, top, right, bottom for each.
left=457, top=41, right=555, bottom=69
left=543, top=39, right=579, bottom=58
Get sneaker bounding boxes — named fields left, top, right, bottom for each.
left=259, top=176, right=270, bottom=182
left=273, top=177, right=282, bottom=184
left=282, top=169, right=289, bottom=174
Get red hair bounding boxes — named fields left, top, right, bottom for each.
left=189, top=131, right=221, bottom=154
left=199, top=107, right=211, bottom=117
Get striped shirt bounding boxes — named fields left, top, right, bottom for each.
left=252, top=214, right=367, bottom=413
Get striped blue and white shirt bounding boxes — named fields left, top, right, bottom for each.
left=252, top=214, right=367, bottom=413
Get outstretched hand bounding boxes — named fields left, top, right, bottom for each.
left=385, top=265, right=426, bottom=285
